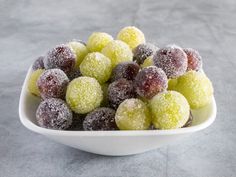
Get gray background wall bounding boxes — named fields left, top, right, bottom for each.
left=0, top=0, right=236, bottom=176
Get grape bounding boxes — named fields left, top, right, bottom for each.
left=32, top=56, right=45, bottom=71
left=174, top=71, right=213, bottom=109
left=183, top=48, right=202, bottom=71
left=133, top=43, right=158, bottom=64
left=117, top=26, right=145, bottom=49
left=36, top=98, right=72, bottom=130
left=68, top=69, right=82, bottom=81
left=150, top=91, right=190, bottom=129
left=141, top=56, right=154, bottom=68
left=108, top=78, right=136, bottom=109
left=153, top=45, right=187, bottom=78
left=37, top=69, right=69, bottom=99
left=28, top=69, right=44, bottom=97
left=87, top=32, right=113, bottom=52
left=101, top=40, right=133, bottom=68
left=44, top=44, right=76, bottom=74
left=115, top=98, right=151, bottom=130
left=111, top=61, right=140, bottom=81
left=83, top=107, right=117, bottom=131
left=80, top=52, right=112, bottom=83
left=67, top=41, right=88, bottom=69
left=66, top=76, right=103, bottom=114
left=134, top=66, right=168, bottom=99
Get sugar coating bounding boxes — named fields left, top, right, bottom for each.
left=133, top=43, right=158, bottom=64
left=28, top=69, right=44, bottom=97
left=32, top=56, right=45, bottom=71
left=80, top=52, right=112, bottom=83
left=174, top=71, right=213, bottom=109
left=37, top=69, right=69, bottom=99
left=141, top=56, right=154, bottom=68
left=150, top=91, right=190, bottom=129
left=134, top=66, right=168, bottom=99
left=44, top=44, right=76, bottom=74
left=108, top=78, right=136, bottom=109
left=36, top=98, right=72, bottom=130
left=183, top=48, right=202, bottom=71
left=83, top=107, right=117, bottom=131
left=87, top=32, right=113, bottom=52
left=117, top=26, right=145, bottom=49
left=101, top=40, right=133, bottom=68
left=115, top=98, right=151, bottom=130
left=153, top=44, right=187, bottom=78
left=111, top=61, right=140, bottom=81
left=66, top=76, right=103, bottom=114
left=67, top=41, right=88, bottom=69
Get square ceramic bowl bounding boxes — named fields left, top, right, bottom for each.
left=19, top=67, right=217, bottom=156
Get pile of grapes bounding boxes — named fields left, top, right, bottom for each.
left=28, top=26, right=213, bottom=131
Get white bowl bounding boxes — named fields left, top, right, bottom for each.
left=19, top=67, right=217, bottom=156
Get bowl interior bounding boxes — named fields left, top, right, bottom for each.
left=19, top=67, right=217, bottom=136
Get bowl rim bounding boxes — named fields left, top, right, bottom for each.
left=19, top=67, right=217, bottom=137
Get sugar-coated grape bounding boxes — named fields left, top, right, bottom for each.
left=174, top=71, right=213, bottom=109
left=66, top=76, right=103, bottom=114
left=83, top=107, right=117, bottom=131
left=101, top=40, right=133, bottom=68
left=150, top=91, right=190, bottom=129
left=87, top=32, right=113, bottom=52
left=32, top=56, right=45, bottom=71
left=134, top=66, right=168, bottom=99
left=111, top=61, right=140, bottom=82
left=141, top=56, right=154, bottom=68
left=117, top=26, right=145, bottom=49
left=44, top=44, right=76, bottom=74
left=115, top=98, right=151, bottom=130
left=80, top=52, right=112, bottom=83
left=37, top=69, right=69, bottom=99
left=68, top=69, right=82, bottom=81
left=108, top=78, right=136, bottom=109
left=36, top=98, right=72, bottom=130
left=183, top=48, right=202, bottom=71
left=133, top=43, right=158, bottom=64
left=28, top=69, right=44, bottom=97
left=153, top=45, right=187, bottom=78
left=67, top=41, right=88, bottom=69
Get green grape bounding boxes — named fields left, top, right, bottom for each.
left=87, top=32, right=113, bottom=52
left=66, top=76, right=103, bottom=114
left=150, top=91, right=190, bottom=129
left=28, top=69, right=44, bottom=97
left=67, top=41, right=88, bottom=69
left=115, top=98, right=151, bottom=130
left=174, top=71, right=214, bottom=109
left=117, top=26, right=145, bottom=49
left=101, top=40, right=133, bottom=68
left=80, top=52, right=112, bottom=83
left=141, top=56, right=154, bottom=68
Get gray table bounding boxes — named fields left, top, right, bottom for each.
left=1, top=0, right=236, bottom=176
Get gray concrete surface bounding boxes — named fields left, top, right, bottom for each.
left=0, top=0, right=236, bottom=176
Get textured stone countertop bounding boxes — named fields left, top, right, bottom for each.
left=0, top=0, right=236, bottom=176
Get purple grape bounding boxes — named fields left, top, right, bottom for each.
left=111, top=61, right=140, bottom=81
left=83, top=107, right=117, bottom=131
left=108, top=78, right=136, bottom=109
left=36, top=98, right=72, bottom=130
